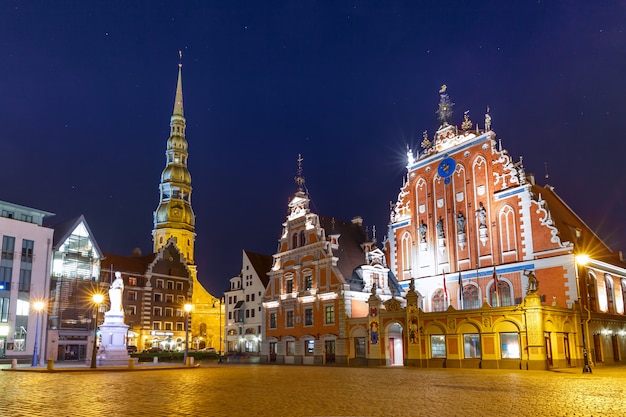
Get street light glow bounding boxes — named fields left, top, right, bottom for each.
left=33, top=300, right=45, bottom=312
left=575, top=254, right=589, bottom=266
left=91, top=292, right=104, bottom=368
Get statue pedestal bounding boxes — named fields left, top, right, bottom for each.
left=97, top=311, right=130, bottom=366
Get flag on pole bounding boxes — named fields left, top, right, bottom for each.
left=492, top=266, right=500, bottom=306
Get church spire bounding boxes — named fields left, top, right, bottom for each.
left=294, top=153, right=305, bottom=191
left=173, top=51, right=184, bottom=117
left=153, top=56, right=196, bottom=278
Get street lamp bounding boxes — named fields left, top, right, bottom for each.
left=91, top=293, right=104, bottom=369
left=575, top=254, right=592, bottom=374
left=218, top=297, right=224, bottom=363
left=31, top=300, right=45, bottom=367
left=183, top=303, right=192, bottom=366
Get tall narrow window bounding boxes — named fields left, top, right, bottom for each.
left=401, top=232, right=412, bottom=275
left=300, top=231, right=306, bottom=246
left=286, top=278, right=293, bottom=293
left=325, top=305, right=335, bottom=324
left=305, top=274, right=313, bottom=290
left=432, top=289, right=446, bottom=312
left=304, top=308, right=313, bottom=326
left=490, top=281, right=512, bottom=307
left=21, top=239, right=34, bottom=263
left=462, top=285, right=480, bottom=309
left=587, top=273, right=598, bottom=312
left=286, top=310, right=294, bottom=327
left=605, top=275, right=614, bottom=314
left=292, top=233, right=298, bottom=249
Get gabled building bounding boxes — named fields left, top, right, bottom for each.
left=261, top=157, right=399, bottom=365
left=224, top=249, right=272, bottom=357
left=101, top=239, right=192, bottom=351
left=0, top=200, right=54, bottom=362
left=378, top=87, right=626, bottom=369
left=47, top=215, right=103, bottom=362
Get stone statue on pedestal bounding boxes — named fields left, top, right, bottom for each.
left=108, top=272, right=124, bottom=315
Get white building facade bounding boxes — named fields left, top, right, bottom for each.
left=0, top=200, right=54, bottom=363
left=224, top=250, right=271, bottom=357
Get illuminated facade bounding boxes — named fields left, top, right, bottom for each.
left=0, top=200, right=54, bottom=362
left=101, top=240, right=192, bottom=351
left=261, top=157, right=400, bottom=365
left=153, top=61, right=196, bottom=280
left=47, top=215, right=103, bottom=362
left=224, top=250, right=272, bottom=357
left=375, top=88, right=626, bottom=369
left=151, top=60, right=220, bottom=351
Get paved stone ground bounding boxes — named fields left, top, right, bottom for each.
left=1, top=363, right=625, bottom=416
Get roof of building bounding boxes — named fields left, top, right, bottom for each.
left=48, top=214, right=103, bottom=257
left=101, top=251, right=158, bottom=274
left=531, top=183, right=626, bottom=267
left=319, top=216, right=368, bottom=280
left=244, top=250, right=273, bottom=287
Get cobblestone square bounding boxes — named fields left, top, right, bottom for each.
left=2, top=364, right=626, bottom=416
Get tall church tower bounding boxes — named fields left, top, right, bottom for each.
left=153, top=60, right=197, bottom=280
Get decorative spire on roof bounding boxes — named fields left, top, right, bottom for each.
left=436, top=84, right=454, bottom=126
left=461, top=110, right=472, bottom=131
left=173, top=50, right=184, bottom=117
left=485, top=106, right=491, bottom=131
left=294, top=153, right=305, bottom=191
left=421, top=130, right=431, bottom=149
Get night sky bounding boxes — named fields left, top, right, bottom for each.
left=2, top=1, right=625, bottom=296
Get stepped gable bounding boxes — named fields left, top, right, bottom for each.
left=319, top=216, right=368, bottom=280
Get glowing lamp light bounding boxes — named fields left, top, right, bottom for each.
left=575, top=254, right=590, bottom=266
left=93, top=293, right=104, bottom=304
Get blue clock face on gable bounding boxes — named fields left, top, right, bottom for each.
left=437, top=156, right=456, bottom=184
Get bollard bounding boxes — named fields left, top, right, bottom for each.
left=11, top=359, right=17, bottom=369
left=189, top=356, right=194, bottom=366
left=185, top=357, right=191, bottom=367
left=128, top=359, right=135, bottom=369
left=47, top=359, right=54, bottom=370
left=153, top=356, right=158, bottom=364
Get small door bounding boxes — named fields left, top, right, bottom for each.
left=269, top=342, right=277, bottom=362
left=564, top=334, right=571, bottom=366
left=325, top=340, right=335, bottom=363
left=544, top=333, right=553, bottom=366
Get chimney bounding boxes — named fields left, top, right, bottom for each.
left=526, top=173, right=535, bottom=185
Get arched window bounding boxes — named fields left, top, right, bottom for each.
left=498, top=205, right=517, bottom=256
left=462, top=285, right=480, bottom=309
left=605, top=275, right=614, bottom=314
left=401, top=232, right=412, bottom=278
left=586, top=272, right=598, bottom=311
left=292, top=233, right=298, bottom=249
left=432, top=289, right=446, bottom=312
left=490, top=281, right=512, bottom=307
left=300, top=231, right=306, bottom=246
